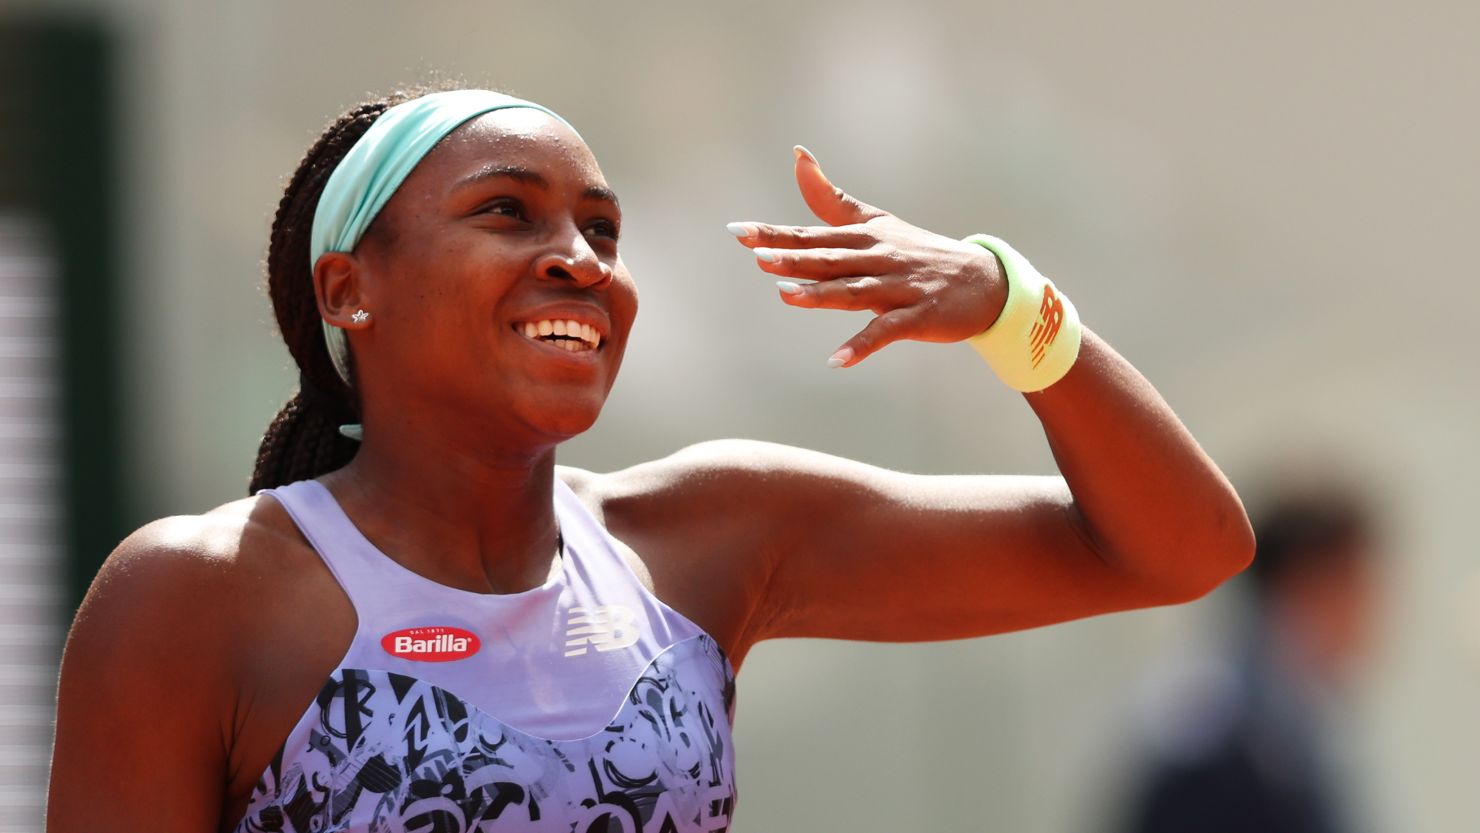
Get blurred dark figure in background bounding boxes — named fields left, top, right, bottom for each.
left=1116, top=488, right=1381, bottom=833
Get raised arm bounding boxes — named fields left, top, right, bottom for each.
left=598, top=150, right=1252, bottom=660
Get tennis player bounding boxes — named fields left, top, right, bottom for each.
left=47, top=87, right=1254, bottom=833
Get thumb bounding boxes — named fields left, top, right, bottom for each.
left=828, top=307, right=920, bottom=369
left=793, top=145, right=887, bottom=227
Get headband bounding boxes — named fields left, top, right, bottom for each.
left=310, top=89, right=576, bottom=387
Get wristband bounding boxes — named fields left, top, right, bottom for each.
left=963, top=234, right=1082, bottom=392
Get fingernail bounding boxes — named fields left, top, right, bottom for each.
left=726, top=222, right=753, bottom=238
left=755, top=248, right=778, bottom=263
left=826, top=347, right=853, bottom=369
left=776, top=280, right=803, bottom=295
left=794, top=145, right=818, bottom=164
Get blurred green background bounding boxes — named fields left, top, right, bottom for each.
left=2, top=1, right=1477, bottom=831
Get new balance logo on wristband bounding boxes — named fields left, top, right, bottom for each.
left=1029, top=285, right=1065, bottom=368
left=564, top=605, right=640, bottom=657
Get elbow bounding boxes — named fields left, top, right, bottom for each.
left=1216, top=492, right=1259, bottom=581
left=1131, top=499, right=1257, bottom=606
left=1172, top=502, right=1258, bottom=603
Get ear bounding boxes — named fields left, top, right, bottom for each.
left=312, top=252, right=371, bottom=331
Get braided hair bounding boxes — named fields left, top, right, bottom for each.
left=249, top=84, right=446, bottom=493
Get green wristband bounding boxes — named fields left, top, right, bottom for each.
left=964, top=234, right=1082, bottom=392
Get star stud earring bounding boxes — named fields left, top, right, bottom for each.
left=351, top=309, right=370, bottom=324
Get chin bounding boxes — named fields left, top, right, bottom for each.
left=545, top=413, right=601, bottom=440
left=523, top=395, right=606, bottom=441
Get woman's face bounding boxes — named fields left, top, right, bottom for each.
left=344, top=108, right=637, bottom=450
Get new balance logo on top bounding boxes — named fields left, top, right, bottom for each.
left=1028, top=285, right=1065, bottom=368
left=564, top=605, right=640, bottom=657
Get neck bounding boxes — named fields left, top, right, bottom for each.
left=319, top=423, right=564, bottom=595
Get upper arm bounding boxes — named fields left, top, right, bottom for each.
left=604, top=439, right=1202, bottom=654
left=748, top=451, right=1157, bottom=641
left=48, top=517, right=242, bottom=833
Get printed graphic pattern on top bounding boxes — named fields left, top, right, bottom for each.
left=233, top=635, right=736, bottom=833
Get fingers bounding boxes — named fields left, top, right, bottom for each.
left=772, top=280, right=924, bottom=367
left=775, top=276, right=904, bottom=313
left=828, top=307, right=922, bottom=369
left=726, top=221, right=874, bottom=251
left=729, top=145, right=914, bottom=368
left=792, top=146, right=888, bottom=227
left=749, top=246, right=897, bottom=280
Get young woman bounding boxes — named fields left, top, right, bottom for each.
left=47, top=87, right=1253, bottom=833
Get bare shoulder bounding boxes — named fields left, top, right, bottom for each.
left=68, top=493, right=330, bottom=685
left=86, top=495, right=311, bottom=611
left=53, top=494, right=355, bottom=831
left=555, top=438, right=915, bottom=564
left=560, top=438, right=881, bottom=516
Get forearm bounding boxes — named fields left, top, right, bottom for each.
left=1025, top=328, right=1254, bottom=597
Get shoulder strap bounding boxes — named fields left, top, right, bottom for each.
left=256, top=479, right=385, bottom=609
left=551, top=477, right=706, bottom=648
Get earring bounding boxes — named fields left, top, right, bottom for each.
left=351, top=309, right=370, bottom=324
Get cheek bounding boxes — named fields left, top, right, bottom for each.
left=400, top=243, right=522, bottom=312
left=613, top=270, right=639, bottom=331
left=599, top=278, right=639, bottom=387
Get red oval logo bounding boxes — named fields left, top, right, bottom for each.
left=381, top=626, right=481, bottom=662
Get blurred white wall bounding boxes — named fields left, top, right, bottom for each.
left=13, top=0, right=1479, bottom=830
left=0, top=217, right=63, bottom=832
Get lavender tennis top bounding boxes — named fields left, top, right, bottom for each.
left=232, top=477, right=737, bottom=833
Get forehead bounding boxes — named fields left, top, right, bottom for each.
left=410, top=108, right=607, bottom=191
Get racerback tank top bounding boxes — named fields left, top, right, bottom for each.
left=232, top=478, right=738, bottom=833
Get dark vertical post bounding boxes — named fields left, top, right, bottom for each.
left=0, top=18, right=128, bottom=619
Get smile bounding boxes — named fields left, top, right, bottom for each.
left=513, top=318, right=604, bottom=353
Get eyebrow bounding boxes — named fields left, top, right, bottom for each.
left=454, top=164, right=620, bottom=208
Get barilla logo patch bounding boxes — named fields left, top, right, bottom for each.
left=381, top=626, right=480, bottom=662
left=1029, top=285, right=1065, bottom=368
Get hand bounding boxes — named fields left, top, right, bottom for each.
left=729, top=147, right=1009, bottom=368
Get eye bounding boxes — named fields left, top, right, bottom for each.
left=479, top=197, right=528, bottom=220
left=586, top=217, right=620, bottom=241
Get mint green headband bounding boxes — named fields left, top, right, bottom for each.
left=310, top=89, right=575, bottom=388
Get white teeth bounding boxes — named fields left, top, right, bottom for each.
left=517, top=319, right=603, bottom=350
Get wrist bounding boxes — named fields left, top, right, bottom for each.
left=967, top=244, right=1011, bottom=333
left=962, top=234, right=1082, bottom=392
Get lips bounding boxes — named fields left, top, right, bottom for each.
left=513, top=317, right=603, bottom=352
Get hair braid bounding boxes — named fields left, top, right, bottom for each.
left=249, top=85, right=444, bottom=494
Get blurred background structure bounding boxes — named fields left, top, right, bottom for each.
left=2, top=1, right=1477, bottom=831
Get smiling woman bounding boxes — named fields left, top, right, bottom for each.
left=47, top=84, right=1255, bottom=833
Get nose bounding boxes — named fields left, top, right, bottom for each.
left=534, top=231, right=614, bottom=290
